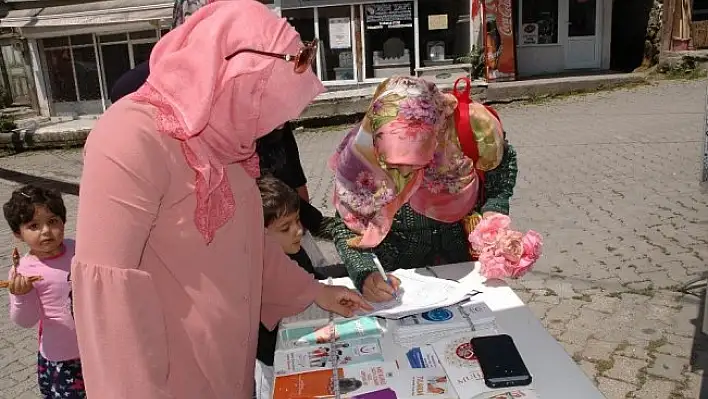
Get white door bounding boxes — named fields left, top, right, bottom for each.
left=565, top=0, right=600, bottom=69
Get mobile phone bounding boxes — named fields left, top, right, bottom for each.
left=470, top=334, right=532, bottom=389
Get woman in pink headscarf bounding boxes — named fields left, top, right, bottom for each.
left=70, top=1, right=371, bottom=398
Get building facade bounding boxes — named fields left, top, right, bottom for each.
left=0, top=0, right=615, bottom=118
left=510, top=0, right=613, bottom=77
left=280, top=0, right=472, bottom=85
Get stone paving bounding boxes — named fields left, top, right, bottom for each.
left=0, top=80, right=706, bottom=398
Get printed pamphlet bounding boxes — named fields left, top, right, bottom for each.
left=405, top=346, right=442, bottom=369
left=279, top=317, right=382, bottom=350
left=274, top=337, right=385, bottom=376
left=431, top=333, right=488, bottom=399
left=273, top=363, right=397, bottom=399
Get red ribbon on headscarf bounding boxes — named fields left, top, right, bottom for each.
left=452, top=77, right=503, bottom=208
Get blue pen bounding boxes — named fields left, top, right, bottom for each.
left=371, top=254, right=398, bottom=300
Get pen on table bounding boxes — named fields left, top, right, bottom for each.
left=371, top=254, right=398, bottom=300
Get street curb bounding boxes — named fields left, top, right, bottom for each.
left=0, top=127, right=90, bottom=152
left=0, top=73, right=648, bottom=152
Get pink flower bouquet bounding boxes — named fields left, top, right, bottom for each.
left=468, top=214, right=543, bottom=280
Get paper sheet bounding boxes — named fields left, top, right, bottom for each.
left=362, top=270, right=474, bottom=319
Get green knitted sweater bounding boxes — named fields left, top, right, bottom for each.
left=332, top=144, right=518, bottom=291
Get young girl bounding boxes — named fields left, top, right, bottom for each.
left=2, top=184, right=85, bottom=399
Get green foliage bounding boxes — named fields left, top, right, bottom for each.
left=455, top=47, right=485, bottom=80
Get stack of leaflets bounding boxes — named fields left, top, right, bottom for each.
left=273, top=362, right=458, bottom=399
left=274, top=317, right=385, bottom=376
left=392, top=301, right=497, bottom=347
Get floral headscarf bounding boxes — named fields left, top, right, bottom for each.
left=331, top=77, right=500, bottom=249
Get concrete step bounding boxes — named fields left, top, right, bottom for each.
left=0, top=106, right=37, bottom=120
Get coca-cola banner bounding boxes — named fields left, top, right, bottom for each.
left=483, top=0, right=517, bottom=82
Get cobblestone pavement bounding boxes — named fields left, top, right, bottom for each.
left=0, top=80, right=706, bottom=398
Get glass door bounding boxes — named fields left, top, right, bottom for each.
left=317, top=6, right=357, bottom=83
left=565, top=0, right=600, bottom=69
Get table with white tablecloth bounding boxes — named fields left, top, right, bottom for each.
left=277, top=261, right=605, bottom=399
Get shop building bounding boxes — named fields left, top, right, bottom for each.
left=280, top=0, right=473, bottom=85
left=0, top=0, right=179, bottom=116
left=0, top=0, right=616, bottom=118
left=511, top=0, right=613, bottom=77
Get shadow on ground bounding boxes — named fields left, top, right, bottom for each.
left=0, top=168, right=79, bottom=196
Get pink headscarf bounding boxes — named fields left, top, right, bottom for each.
left=133, top=0, right=324, bottom=243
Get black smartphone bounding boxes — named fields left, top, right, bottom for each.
left=470, top=334, right=532, bottom=389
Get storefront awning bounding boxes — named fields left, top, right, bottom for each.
left=0, top=0, right=173, bottom=28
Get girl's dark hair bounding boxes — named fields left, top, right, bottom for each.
left=3, top=184, right=66, bottom=234
left=256, top=174, right=300, bottom=227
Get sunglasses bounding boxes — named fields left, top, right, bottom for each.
left=225, top=38, right=318, bottom=74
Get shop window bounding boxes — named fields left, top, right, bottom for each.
left=133, top=43, right=155, bottom=66
left=42, top=36, right=101, bottom=103
left=99, top=33, right=128, bottom=44
left=695, top=0, right=708, bottom=21
left=417, top=0, right=470, bottom=68
left=99, top=32, right=157, bottom=98
left=283, top=8, right=318, bottom=76
left=362, top=2, right=414, bottom=79
left=129, top=30, right=157, bottom=40
left=100, top=43, right=131, bottom=97
left=44, top=48, right=76, bottom=102
left=517, top=0, right=558, bottom=45
left=318, top=6, right=356, bottom=81
left=72, top=47, right=101, bottom=101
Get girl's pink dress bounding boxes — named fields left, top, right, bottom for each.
left=71, top=99, right=322, bottom=399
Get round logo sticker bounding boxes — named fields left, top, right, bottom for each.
left=421, top=308, right=453, bottom=322
left=455, top=343, right=477, bottom=361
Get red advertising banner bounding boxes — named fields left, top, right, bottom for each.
left=483, top=0, right=517, bottom=82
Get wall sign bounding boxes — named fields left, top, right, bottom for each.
left=428, top=14, right=448, bottom=30
left=364, top=2, right=413, bottom=30
left=329, top=17, right=351, bottom=49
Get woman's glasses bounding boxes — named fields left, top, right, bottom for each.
left=225, top=39, right=318, bottom=74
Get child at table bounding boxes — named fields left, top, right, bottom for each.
left=255, top=175, right=326, bottom=399
left=2, top=184, right=85, bottom=399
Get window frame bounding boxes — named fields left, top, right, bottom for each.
left=42, top=36, right=98, bottom=102
left=41, top=29, right=161, bottom=105
left=516, top=0, right=561, bottom=48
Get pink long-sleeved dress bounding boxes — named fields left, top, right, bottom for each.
left=71, top=99, right=322, bottom=398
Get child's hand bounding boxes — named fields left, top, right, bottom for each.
left=314, top=285, right=373, bottom=318
left=6, top=271, right=41, bottom=295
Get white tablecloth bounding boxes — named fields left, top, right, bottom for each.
left=285, top=262, right=604, bottom=398
left=412, top=262, right=605, bottom=399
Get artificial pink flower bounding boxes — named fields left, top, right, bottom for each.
left=496, top=230, right=524, bottom=264
left=468, top=213, right=511, bottom=251
left=478, top=250, right=508, bottom=280
left=521, top=230, right=543, bottom=260
left=513, top=230, right=543, bottom=277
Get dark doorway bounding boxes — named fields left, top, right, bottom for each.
left=610, top=0, right=654, bottom=71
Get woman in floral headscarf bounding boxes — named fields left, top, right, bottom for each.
left=330, top=76, right=518, bottom=302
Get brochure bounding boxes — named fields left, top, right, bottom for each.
left=431, top=333, right=488, bottom=399
left=274, top=337, right=385, bottom=376
left=279, top=317, right=382, bottom=349
left=273, top=363, right=397, bottom=399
